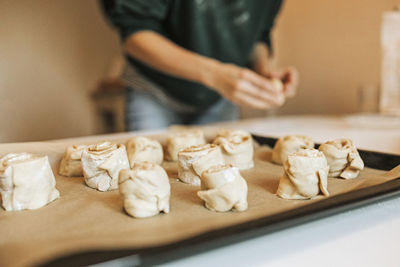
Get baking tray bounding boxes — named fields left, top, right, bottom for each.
left=38, top=135, right=400, bottom=267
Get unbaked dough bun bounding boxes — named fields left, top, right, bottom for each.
left=318, top=139, right=364, bottom=179
left=271, top=78, right=284, bottom=92
left=166, top=129, right=206, bottom=161
left=272, top=135, right=314, bottom=165
left=59, top=145, right=86, bottom=177
left=213, top=130, right=254, bottom=170
left=0, top=153, right=60, bottom=211
left=197, top=164, right=248, bottom=212
left=178, top=144, right=225, bottom=186
left=81, top=142, right=129, bottom=192
left=276, top=148, right=329, bottom=200
left=126, top=136, right=163, bottom=168
left=119, top=162, right=170, bottom=218
left=270, top=78, right=285, bottom=103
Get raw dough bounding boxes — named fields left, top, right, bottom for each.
left=213, top=129, right=254, bottom=170
left=59, top=145, right=86, bottom=177
left=271, top=78, right=284, bottom=92
left=81, top=142, right=129, bottom=192
left=272, top=135, right=314, bottom=165
left=276, top=148, right=329, bottom=200
left=178, top=144, right=225, bottom=186
left=126, top=136, right=163, bottom=168
left=119, top=162, right=170, bottom=218
left=271, top=78, right=285, bottom=103
left=197, top=164, right=248, bottom=212
left=0, top=153, right=60, bottom=211
left=166, top=129, right=206, bottom=161
left=318, top=139, right=364, bottom=179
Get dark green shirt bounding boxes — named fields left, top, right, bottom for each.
left=102, top=0, right=283, bottom=110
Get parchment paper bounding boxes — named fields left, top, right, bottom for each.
left=0, top=132, right=399, bottom=267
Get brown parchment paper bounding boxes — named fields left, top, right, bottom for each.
left=0, top=132, right=399, bottom=267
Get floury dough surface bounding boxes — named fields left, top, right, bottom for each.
left=319, top=139, right=364, bottom=179
left=126, top=136, right=163, bottom=168
left=0, top=153, right=60, bottom=211
left=119, top=162, right=170, bottom=218
left=166, top=129, right=206, bottom=161
left=81, top=142, right=129, bottom=192
left=213, top=129, right=254, bottom=170
left=272, top=135, right=314, bottom=165
left=276, top=149, right=329, bottom=200
left=198, top=165, right=248, bottom=212
left=177, top=144, right=225, bottom=186
left=58, top=145, right=86, bottom=177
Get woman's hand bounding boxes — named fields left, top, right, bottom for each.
left=124, top=32, right=291, bottom=109
left=267, top=67, right=299, bottom=98
left=202, top=61, right=285, bottom=110
left=251, top=43, right=299, bottom=99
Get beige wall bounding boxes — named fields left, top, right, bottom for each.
left=274, top=0, right=399, bottom=115
left=0, top=0, right=398, bottom=142
left=0, top=0, right=121, bottom=142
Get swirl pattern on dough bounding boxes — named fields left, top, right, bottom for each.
left=318, top=139, right=364, bottom=179
left=213, top=130, right=254, bottom=170
left=81, top=142, right=129, bottom=192
left=272, top=135, right=314, bottom=165
left=166, top=129, right=206, bottom=162
left=178, top=144, right=225, bottom=186
left=126, top=136, right=163, bottom=168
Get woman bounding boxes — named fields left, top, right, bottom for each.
left=101, top=0, right=298, bottom=130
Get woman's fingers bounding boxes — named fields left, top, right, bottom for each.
left=206, top=62, right=288, bottom=109
left=239, top=69, right=282, bottom=95
left=282, top=67, right=299, bottom=98
left=265, top=67, right=299, bottom=98
left=232, top=91, right=272, bottom=110
left=236, top=80, right=285, bottom=107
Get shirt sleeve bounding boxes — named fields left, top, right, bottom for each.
left=100, top=0, right=170, bottom=41
left=258, top=0, right=283, bottom=55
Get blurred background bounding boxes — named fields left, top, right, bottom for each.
left=0, top=0, right=398, bottom=143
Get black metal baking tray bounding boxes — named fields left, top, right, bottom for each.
left=39, top=135, right=400, bottom=267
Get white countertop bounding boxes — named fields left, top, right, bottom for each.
left=235, top=114, right=400, bottom=154
left=157, top=114, right=400, bottom=267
